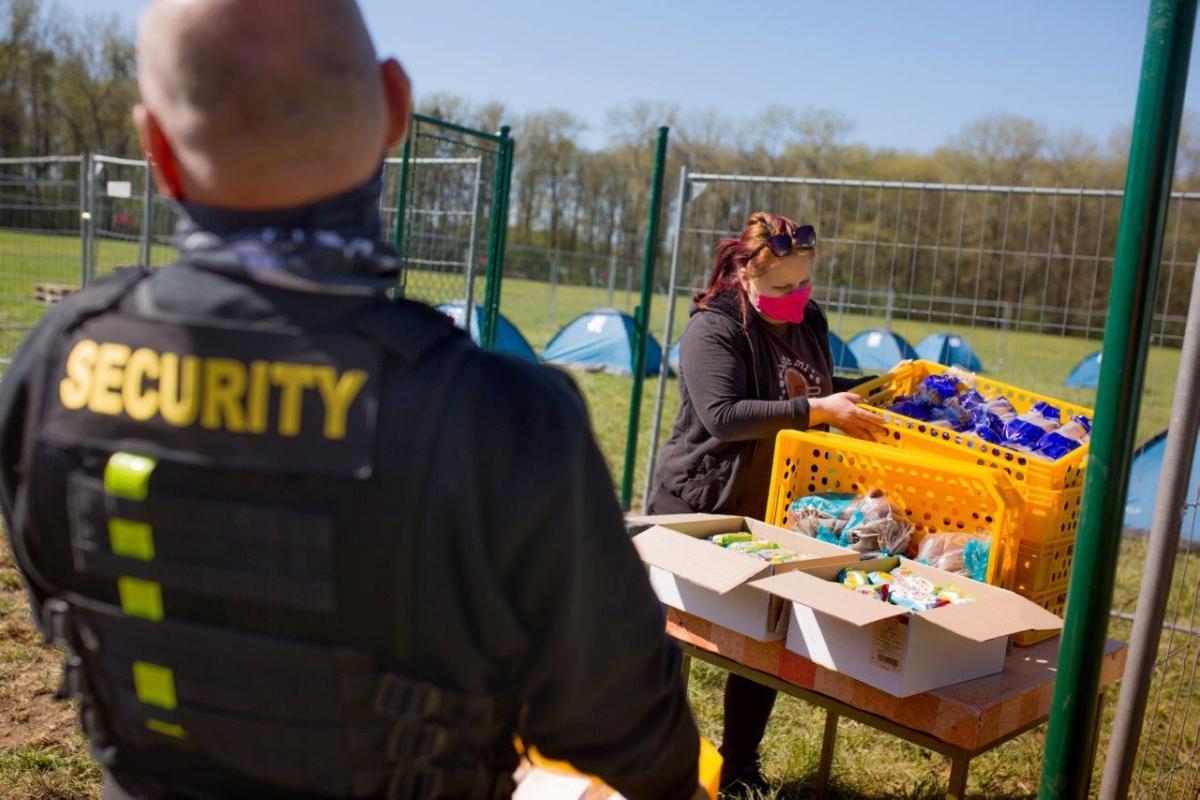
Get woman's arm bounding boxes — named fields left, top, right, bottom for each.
left=681, top=315, right=811, bottom=442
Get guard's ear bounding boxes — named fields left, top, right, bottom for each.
left=133, top=103, right=185, bottom=200
left=380, top=58, right=412, bottom=149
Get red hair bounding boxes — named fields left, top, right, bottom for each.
left=696, top=211, right=805, bottom=329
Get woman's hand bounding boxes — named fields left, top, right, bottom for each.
left=808, top=393, right=888, bottom=440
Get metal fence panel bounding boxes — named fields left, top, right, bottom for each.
left=388, top=116, right=504, bottom=312
left=0, top=155, right=84, bottom=362
left=653, top=172, right=1198, bottom=452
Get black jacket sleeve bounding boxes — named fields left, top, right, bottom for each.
left=0, top=305, right=65, bottom=633
left=680, top=312, right=810, bottom=442
left=464, top=362, right=699, bottom=799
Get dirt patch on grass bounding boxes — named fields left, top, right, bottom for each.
left=1, top=543, right=100, bottom=798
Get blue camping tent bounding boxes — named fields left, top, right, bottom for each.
left=916, top=332, right=984, bottom=372
left=540, top=308, right=664, bottom=376
left=846, top=329, right=919, bottom=372
left=436, top=300, right=537, bottom=362
left=1065, top=351, right=1102, bottom=389
left=1124, top=430, right=1200, bottom=548
left=828, top=332, right=860, bottom=373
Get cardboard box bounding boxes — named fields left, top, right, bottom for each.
left=632, top=514, right=860, bottom=641
left=751, top=558, right=1063, bottom=696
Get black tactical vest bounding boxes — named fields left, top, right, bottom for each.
left=13, top=267, right=518, bottom=798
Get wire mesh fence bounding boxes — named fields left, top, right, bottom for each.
left=0, top=123, right=510, bottom=359
left=1125, top=491, right=1200, bottom=798
left=0, top=155, right=84, bottom=362
left=388, top=115, right=512, bottom=327
left=500, top=243, right=642, bottom=351
left=650, top=171, right=1199, bottom=454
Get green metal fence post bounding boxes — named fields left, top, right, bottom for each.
left=391, top=124, right=414, bottom=297
left=481, top=126, right=512, bottom=350
left=1039, top=1, right=1197, bottom=797
left=620, top=126, right=669, bottom=510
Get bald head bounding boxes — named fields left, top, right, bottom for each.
left=135, top=0, right=410, bottom=209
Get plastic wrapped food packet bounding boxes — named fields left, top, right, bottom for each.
left=709, top=533, right=753, bottom=547
left=963, top=538, right=990, bottom=582
left=853, top=584, right=884, bottom=601
left=1003, top=401, right=1062, bottom=450
left=840, top=569, right=869, bottom=590
left=1034, top=414, right=1093, bottom=460
left=755, top=548, right=806, bottom=564
left=729, top=539, right=776, bottom=553
left=969, top=405, right=1005, bottom=444
left=917, top=373, right=963, bottom=405
left=918, top=532, right=992, bottom=581
left=930, top=396, right=972, bottom=431
left=887, top=397, right=935, bottom=421
left=984, top=396, right=1019, bottom=424
left=959, top=388, right=987, bottom=411
left=867, top=571, right=893, bottom=586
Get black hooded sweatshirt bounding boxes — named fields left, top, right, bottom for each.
left=649, top=290, right=862, bottom=518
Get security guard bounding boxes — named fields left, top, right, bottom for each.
left=0, top=1, right=700, bottom=797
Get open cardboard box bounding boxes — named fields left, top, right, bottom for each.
left=751, top=557, right=1063, bottom=696
left=632, top=514, right=859, bottom=641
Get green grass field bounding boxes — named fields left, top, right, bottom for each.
left=0, top=228, right=1196, bottom=798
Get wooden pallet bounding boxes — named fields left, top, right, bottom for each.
left=34, top=282, right=79, bottom=305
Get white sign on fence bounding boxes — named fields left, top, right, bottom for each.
left=106, top=180, right=132, bottom=199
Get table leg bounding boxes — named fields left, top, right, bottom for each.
left=946, top=750, right=970, bottom=800
left=680, top=653, right=692, bottom=693
left=815, top=709, right=838, bottom=798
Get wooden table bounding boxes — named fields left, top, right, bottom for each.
left=667, top=609, right=1127, bottom=799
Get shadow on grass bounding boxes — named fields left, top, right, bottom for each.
left=764, top=773, right=1036, bottom=800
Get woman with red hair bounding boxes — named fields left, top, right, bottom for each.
left=649, top=211, right=883, bottom=794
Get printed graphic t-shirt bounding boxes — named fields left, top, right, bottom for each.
left=759, top=320, right=832, bottom=401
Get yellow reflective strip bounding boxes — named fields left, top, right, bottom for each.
left=117, top=577, right=163, bottom=621
left=145, top=719, right=187, bottom=739
left=108, top=518, right=154, bottom=561
left=132, top=661, right=177, bottom=710
left=104, top=453, right=157, bottom=501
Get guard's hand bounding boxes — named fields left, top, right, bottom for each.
left=808, top=392, right=887, bottom=440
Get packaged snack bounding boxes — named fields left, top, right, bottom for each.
left=936, top=585, right=970, bottom=604
left=963, top=538, right=991, bottom=582
left=840, top=569, right=869, bottom=590
left=853, top=584, right=884, bottom=601
left=709, top=532, right=753, bottom=547
left=959, top=388, right=987, bottom=411
left=867, top=570, right=893, bottom=586
left=888, top=584, right=936, bottom=612
left=1034, top=414, right=1093, bottom=460
left=983, top=396, right=1018, bottom=424
left=887, top=397, right=936, bottom=421
left=915, top=532, right=990, bottom=579
left=930, top=396, right=972, bottom=431
left=729, top=539, right=776, bottom=553
left=1003, top=401, right=1062, bottom=450
left=755, top=548, right=806, bottom=564
left=917, top=373, right=963, bottom=405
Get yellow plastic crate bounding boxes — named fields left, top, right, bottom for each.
left=766, top=429, right=1024, bottom=588
left=1022, top=485, right=1084, bottom=546
left=1013, top=587, right=1068, bottom=646
left=853, top=360, right=1094, bottom=491
left=1012, top=538, right=1075, bottom=597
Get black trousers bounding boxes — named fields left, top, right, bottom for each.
left=720, top=674, right=777, bottom=773
left=647, top=486, right=777, bottom=773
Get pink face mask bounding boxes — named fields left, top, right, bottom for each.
left=753, top=285, right=813, bottom=324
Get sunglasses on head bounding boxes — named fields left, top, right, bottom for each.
left=747, top=224, right=817, bottom=260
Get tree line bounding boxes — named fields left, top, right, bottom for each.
left=3, top=0, right=1199, bottom=337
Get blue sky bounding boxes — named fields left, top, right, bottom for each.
left=61, top=0, right=1200, bottom=153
